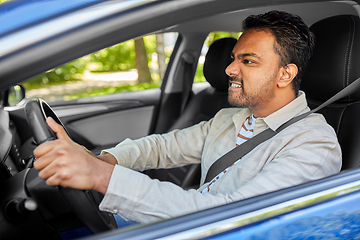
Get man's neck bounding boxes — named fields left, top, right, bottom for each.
left=251, top=91, right=296, bottom=118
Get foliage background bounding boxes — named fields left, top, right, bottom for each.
left=25, top=32, right=239, bottom=94
left=0, top=0, right=240, bottom=102
left=24, top=36, right=161, bottom=89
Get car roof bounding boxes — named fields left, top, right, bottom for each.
left=172, top=1, right=359, bottom=33
left=0, top=0, right=106, bottom=36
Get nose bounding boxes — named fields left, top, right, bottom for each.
left=225, top=60, right=239, bottom=77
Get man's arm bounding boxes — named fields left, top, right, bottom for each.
left=98, top=122, right=211, bottom=171
left=100, top=129, right=342, bottom=223
left=34, top=117, right=341, bottom=224
left=34, top=116, right=210, bottom=192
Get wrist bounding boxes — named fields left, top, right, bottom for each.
left=92, top=160, right=114, bottom=194
left=97, top=152, right=117, bottom=165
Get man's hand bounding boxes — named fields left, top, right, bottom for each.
left=33, top=117, right=114, bottom=194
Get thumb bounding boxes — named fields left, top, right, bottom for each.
left=46, top=117, right=69, bottom=140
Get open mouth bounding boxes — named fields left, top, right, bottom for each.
left=230, top=82, right=242, bottom=88
left=229, top=77, right=243, bottom=89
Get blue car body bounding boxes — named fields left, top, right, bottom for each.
left=0, top=0, right=105, bottom=36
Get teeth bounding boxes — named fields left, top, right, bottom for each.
left=231, top=83, right=242, bottom=88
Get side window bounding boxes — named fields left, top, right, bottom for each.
left=194, top=32, right=240, bottom=83
left=23, top=33, right=178, bottom=102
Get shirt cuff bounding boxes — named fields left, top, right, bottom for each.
left=99, top=164, right=140, bottom=222
left=100, top=149, right=121, bottom=165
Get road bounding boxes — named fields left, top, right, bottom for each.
left=26, top=70, right=138, bottom=102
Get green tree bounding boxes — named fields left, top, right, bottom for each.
left=89, top=40, right=136, bottom=72
left=23, top=58, right=87, bottom=89
left=205, top=32, right=240, bottom=47
left=135, top=38, right=152, bottom=83
left=24, top=34, right=164, bottom=89
left=156, top=34, right=166, bottom=79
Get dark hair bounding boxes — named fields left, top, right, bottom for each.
left=243, top=10, right=315, bottom=95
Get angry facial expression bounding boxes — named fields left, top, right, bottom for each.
left=226, top=29, right=283, bottom=113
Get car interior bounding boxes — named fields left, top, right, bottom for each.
left=145, top=37, right=237, bottom=189
left=147, top=5, right=360, bottom=188
left=302, top=14, right=360, bottom=171
left=2, top=0, right=360, bottom=239
left=108, top=4, right=360, bottom=238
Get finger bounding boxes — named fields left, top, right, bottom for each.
left=33, top=151, right=55, bottom=170
left=40, top=156, right=93, bottom=189
left=38, top=158, right=71, bottom=185
left=33, top=145, right=61, bottom=171
left=46, top=175, right=63, bottom=187
left=37, top=159, right=58, bottom=180
left=33, top=139, right=62, bottom=159
left=46, top=117, right=70, bottom=140
left=42, top=167, right=68, bottom=187
left=45, top=172, right=74, bottom=188
left=33, top=138, right=71, bottom=171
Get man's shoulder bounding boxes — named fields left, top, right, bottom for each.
left=293, top=112, right=338, bottom=138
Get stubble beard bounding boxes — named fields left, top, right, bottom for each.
left=228, top=76, right=276, bottom=109
left=228, top=77, right=251, bottom=108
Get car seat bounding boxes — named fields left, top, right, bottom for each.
left=168, top=37, right=237, bottom=131
left=145, top=37, right=237, bottom=188
left=301, top=15, right=360, bottom=170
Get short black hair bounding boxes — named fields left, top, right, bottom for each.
left=243, top=10, right=315, bottom=95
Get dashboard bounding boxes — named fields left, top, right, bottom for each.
left=0, top=107, right=35, bottom=183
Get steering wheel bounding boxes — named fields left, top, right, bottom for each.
left=24, top=98, right=117, bottom=233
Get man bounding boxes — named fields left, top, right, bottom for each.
left=33, top=11, right=341, bottom=224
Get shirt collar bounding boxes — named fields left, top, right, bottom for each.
left=232, top=90, right=309, bottom=133
left=264, top=90, right=309, bottom=130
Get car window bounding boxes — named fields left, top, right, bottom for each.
left=194, top=32, right=241, bottom=83
left=22, top=33, right=178, bottom=103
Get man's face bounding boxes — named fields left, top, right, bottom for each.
left=226, top=29, right=283, bottom=112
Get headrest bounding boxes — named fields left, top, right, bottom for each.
left=203, top=37, right=237, bottom=91
left=301, top=15, right=360, bottom=102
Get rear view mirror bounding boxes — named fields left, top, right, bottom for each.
left=7, top=85, right=25, bottom=106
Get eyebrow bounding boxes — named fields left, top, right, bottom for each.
left=231, top=52, right=260, bottom=59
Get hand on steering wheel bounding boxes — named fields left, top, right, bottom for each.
left=34, top=117, right=113, bottom=192
left=25, top=98, right=117, bottom=233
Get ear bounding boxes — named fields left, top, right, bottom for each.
left=277, top=63, right=298, bottom=88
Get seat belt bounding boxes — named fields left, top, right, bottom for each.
left=204, top=76, right=360, bottom=183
